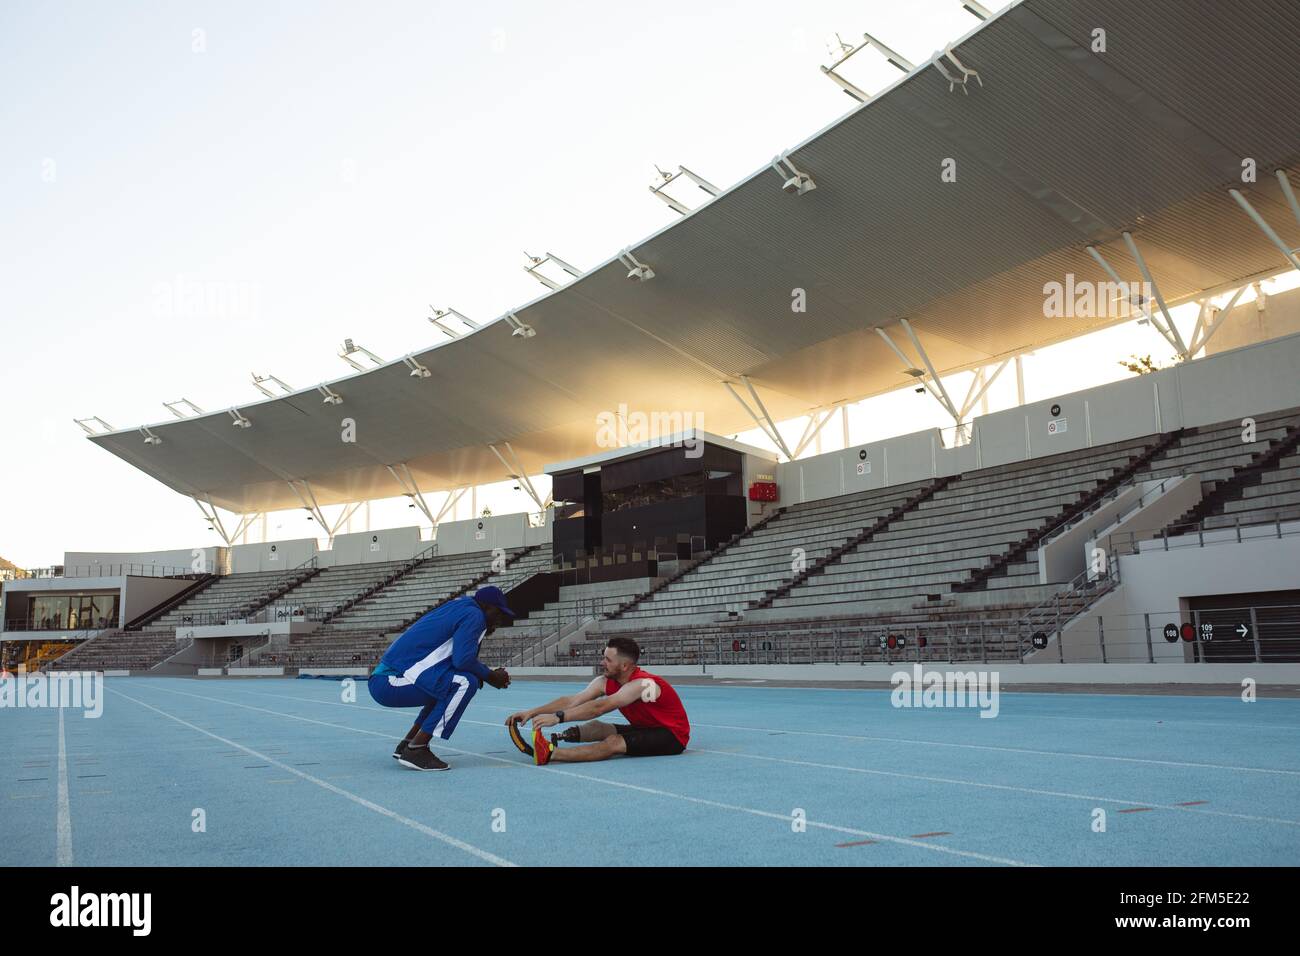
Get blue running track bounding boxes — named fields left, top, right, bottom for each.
left=2, top=677, right=1298, bottom=867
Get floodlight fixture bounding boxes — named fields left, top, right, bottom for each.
left=772, top=153, right=817, bottom=195
left=251, top=373, right=294, bottom=397
left=339, top=339, right=383, bottom=371
left=505, top=312, right=536, bottom=339
left=618, top=249, right=656, bottom=282
left=524, top=252, right=583, bottom=291
left=74, top=416, right=115, bottom=436
left=932, top=44, right=982, bottom=94
left=403, top=355, right=432, bottom=378
left=163, top=398, right=205, bottom=419
left=649, top=165, right=720, bottom=215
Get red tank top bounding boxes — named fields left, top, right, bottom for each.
left=605, top=668, right=690, bottom=747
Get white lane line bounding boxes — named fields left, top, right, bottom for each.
left=143, top=683, right=1036, bottom=866
left=233, top=688, right=1300, bottom=830
left=646, top=682, right=1300, bottom=704
left=690, top=721, right=1300, bottom=777
left=107, top=688, right=516, bottom=868
left=453, top=686, right=1300, bottom=734
left=689, top=749, right=1300, bottom=828
left=423, top=697, right=1300, bottom=777
left=987, top=713, right=1300, bottom=733
left=56, top=707, right=73, bottom=866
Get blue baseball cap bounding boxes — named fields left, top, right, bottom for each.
left=474, top=585, right=515, bottom=618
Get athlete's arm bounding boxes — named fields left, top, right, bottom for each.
left=450, top=613, right=493, bottom=684
left=503, top=677, right=604, bottom=726
left=534, top=679, right=642, bottom=727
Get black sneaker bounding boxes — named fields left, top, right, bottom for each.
left=398, top=745, right=449, bottom=771
left=392, top=739, right=409, bottom=760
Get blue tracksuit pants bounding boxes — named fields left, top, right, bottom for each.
left=368, top=670, right=479, bottom=740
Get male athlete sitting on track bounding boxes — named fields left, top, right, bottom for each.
left=369, top=585, right=513, bottom=771
left=505, top=636, right=690, bottom=764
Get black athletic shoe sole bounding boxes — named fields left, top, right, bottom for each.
left=398, top=753, right=449, bottom=771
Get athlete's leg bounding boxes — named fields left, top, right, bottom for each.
left=402, top=703, right=437, bottom=743
left=560, top=719, right=617, bottom=743
left=550, top=734, right=627, bottom=762
left=368, top=674, right=440, bottom=750
left=417, top=670, right=480, bottom=742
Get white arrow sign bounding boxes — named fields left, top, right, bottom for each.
left=1237, top=624, right=1249, bottom=638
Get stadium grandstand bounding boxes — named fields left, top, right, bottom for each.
left=6, top=0, right=1294, bottom=682
left=4, top=0, right=1300, bottom=878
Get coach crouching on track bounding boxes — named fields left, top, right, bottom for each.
left=369, top=585, right=513, bottom=771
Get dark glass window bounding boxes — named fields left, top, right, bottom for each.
left=27, top=593, right=118, bottom=630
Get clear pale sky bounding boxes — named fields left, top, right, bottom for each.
left=0, top=0, right=1279, bottom=568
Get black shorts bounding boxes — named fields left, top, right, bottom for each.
left=613, top=724, right=686, bottom=757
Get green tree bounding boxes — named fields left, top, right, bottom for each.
left=1118, top=354, right=1165, bottom=375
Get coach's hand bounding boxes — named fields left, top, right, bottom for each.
left=485, top=668, right=511, bottom=690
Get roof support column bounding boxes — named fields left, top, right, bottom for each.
left=1189, top=283, right=1249, bottom=357
left=1230, top=187, right=1300, bottom=274
left=1085, top=244, right=1185, bottom=358
left=286, top=479, right=359, bottom=548
left=287, top=479, right=328, bottom=530
left=741, top=376, right=794, bottom=461
left=874, top=325, right=959, bottom=421
left=1121, top=232, right=1190, bottom=358
left=792, top=407, right=837, bottom=459
left=722, top=378, right=794, bottom=460
left=1276, top=169, right=1300, bottom=228
left=1187, top=300, right=1211, bottom=360
left=487, top=442, right=546, bottom=512
left=229, top=512, right=263, bottom=545
left=434, top=487, right=469, bottom=525
left=877, top=323, right=1012, bottom=442
left=386, top=464, right=437, bottom=526
left=193, top=498, right=260, bottom=550
left=194, top=497, right=233, bottom=548
left=898, top=319, right=963, bottom=422
left=958, top=359, right=1009, bottom=420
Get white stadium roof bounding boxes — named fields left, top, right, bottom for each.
left=91, top=0, right=1300, bottom=515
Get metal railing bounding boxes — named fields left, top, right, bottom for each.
left=2, top=619, right=117, bottom=634
left=1014, top=558, right=1121, bottom=652
left=1040, top=477, right=1177, bottom=547
left=502, top=600, right=1300, bottom=667
left=502, top=597, right=605, bottom=666
left=1110, top=512, right=1300, bottom=556
left=1045, top=604, right=1300, bottom=664
left=227, top=637, right=273, bottom=670
left=4, top=564, right=206, bottom=580
left=555, top=622, right=1027, bottom=667
left=170, top=601, right=330, bottom=629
